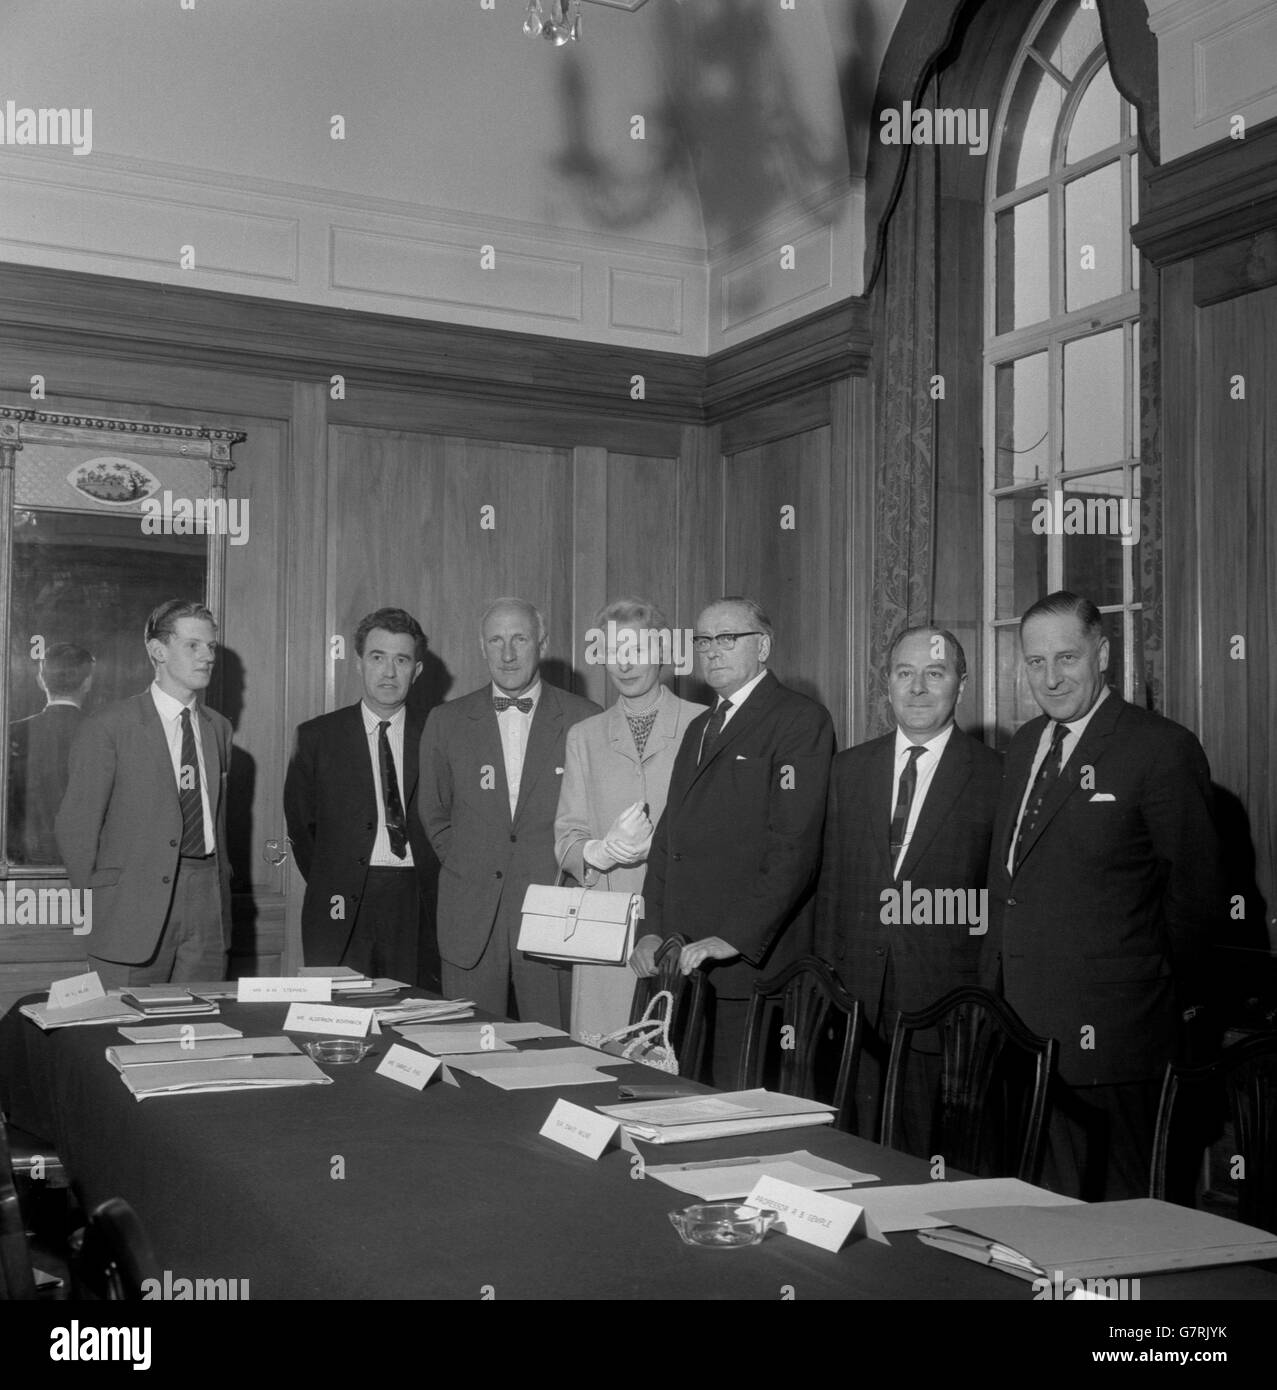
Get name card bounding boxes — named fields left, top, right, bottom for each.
left=376, top=1043, right=443, bottom=1090
left=238, top=976, right=332, bottom=1003
left=539, top=1099, right=620, bottom=1160
left=282, top=1002, right=373, bottom=1037
left=745, top=1177, right=887, bottom=1254
left=47, top=971, right=104, bottom=1010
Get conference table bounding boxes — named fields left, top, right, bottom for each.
left=3, top=992, right=1276, bottom=1301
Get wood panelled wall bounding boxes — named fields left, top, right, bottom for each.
left=1136, top=117, right=1277, bottom=983
left=0, top=270, right=872, bottom=1010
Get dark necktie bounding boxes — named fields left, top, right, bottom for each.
left=888, top=745, right=925, bottom=869
left=493, top=695, right=533, bottom=714
left=698, top=699, right=728, bottom=765
left=1012, top=721, right=1069, bottom=871
left=378, top=720, right=408, bottom=859
left=178, top=707, right=206, bottom=857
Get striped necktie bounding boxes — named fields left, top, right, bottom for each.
left=1012, top=721, right=1068, bottom=870
left=178, top=707, right=206, bottom=857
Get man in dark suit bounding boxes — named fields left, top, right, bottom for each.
left=632, top=596, right=835, bottom=1086
left=284, top=607, right=437, bottom=987
left=814, top=627, right=1003, bottom=1143
left=55, top=600, right=232, bottom=986
left=985, top=590, right=1221, bottom=1201
left=417, top=598, right=599, bottom=1026
left=7, top=642, right=95, bottom=864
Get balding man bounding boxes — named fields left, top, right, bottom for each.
left=985, top=591, right=1221, bottom=1199
left=417, top=599, right=599, bottom=1026
left=633, top=597, right=835, bottom=1085
left=814, top=627, right=1003, bottom=1144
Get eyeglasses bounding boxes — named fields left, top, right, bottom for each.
left=691, top=631, right=764, bottom=653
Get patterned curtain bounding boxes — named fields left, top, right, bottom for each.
left=866, top=73, right=940, bottom=735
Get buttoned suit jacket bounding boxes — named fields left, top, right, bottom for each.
left=642, top=670, right=835, bottom=997
left=55, top=691, right=232, bottom=964
left=8, top=703, right=83, bottom=863
left=983, top=693, right=1220, bottom=1087
left=417, top=681, right=601, bottom=969
left=814, top=727, right=1004, bottom=1029
left=283, top=703, right=431, bottom=964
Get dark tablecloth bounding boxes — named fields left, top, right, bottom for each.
left=3, top=997, right=1275, bottom=1301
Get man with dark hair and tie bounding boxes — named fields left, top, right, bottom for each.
left=632, top=596, right=835, bottom=1086
left=56, top=600, right=232, bottom=985
left=814, top=626, right=1003, bottom=1143
left=285, top=607, right=436, bottom=986
left=985, top=590, right=1221, bottom=1200
left=417, top=598, right=599, bottom=1025
left=8, top=642, right=95, bottom=864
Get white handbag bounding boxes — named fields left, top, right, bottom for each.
left=517, top=882, right=642, bottom=965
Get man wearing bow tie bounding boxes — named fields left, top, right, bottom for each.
left=632, top=597, right=834, bottom=1085
left=417, top=598, right=599, bottom=1026
left=285, top=608, right=435, bottom=986
left=984, top=591, right=1221, bottom=1200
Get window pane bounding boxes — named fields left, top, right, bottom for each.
left=1065, top=162, right=1124, bottom=310
left=1097, top=609, right=1144, bottom=709
left=1034, top=1, right=1103, bottom=83
left=997, top=60, right=1067, bottom=193
left=1130, top=159, right=1140, bottom=291
left=1131, top=323, right=1141, bottom=459
left=1060, top=469, right=1134, bottom=606
left=995, top=353, right=1049, bottom=485
left=1066, top=64, right=1121, bottom=164
left=996, top=195, right=1050, bottom=332
left=1063, top=328, right=1125, bottom=471
left=994, top=490, right=1048, bottom=621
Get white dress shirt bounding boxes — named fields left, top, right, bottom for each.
left=890, top=722, right=955, bottom=878
left=698, top=668, right=768, bottom=762
left=1007, top=685, right=1111, bottom=872
left=493, top=680, right=541, bottom=818
left=361, top=702, right=415, bottom=867
left=150, top=683, right=215, bottom=856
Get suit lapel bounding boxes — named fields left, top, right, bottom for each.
left=514, top=685, right=563, bottom=826
left=898, top=731, right=970, bottom=880
left=685, top=671, right=777, bottom=792
left=467, top=692, right=513, bottom=827
left=1011, top=692, right=1123, bottom=874
left=607, top=700, right=642, bottom=766
left=403, top=707, right=423, bottom=805
left=866, top=736, right=898, bottom=880
left=196, top=705, right=224, bottom=816
left=346, top=706, right=377, bottom=816
left=137, top=693, right=180, bottom=817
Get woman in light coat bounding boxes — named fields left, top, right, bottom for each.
left=555, top=598, right=704, bottom=1036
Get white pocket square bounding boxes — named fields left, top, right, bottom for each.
left=735, top=754, right=748, bottom=761
left=1089, top=793, right=1116, bottom=802
left=555, top=767, right=564, bottom=775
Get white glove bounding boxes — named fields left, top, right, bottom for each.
left=602, top=801, right=653, bottom=865
left=583, top=839, right=617, bottom=872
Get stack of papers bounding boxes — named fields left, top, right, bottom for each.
left=850, top=1179, right=1082, bottom=1234
left=105, top=1035, right=332, bottom=1101
left=597, top=1090, right=836, bottom=1144
left=118, top=1022, right=243, bottom=1043
left=375, top=997, right=476, bottom=1026
left=444, top=1045, right=622, bottom=1090
left=119, top=987, right=219, bottom=1018
left=646, top=1150, right=877, bottom=1201
left=20, top=994, right=144, bottom=1030
left=918, top=1198, right=1277, bottom=1281
left=393, top=1021, right=565, bottom=1053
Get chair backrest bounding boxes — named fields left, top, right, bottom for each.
left=0, top=1119, right=38, bottom=1300
left=883, top=986, right=1057, bottom=1181
left=72, top=1198, right=159, bottom=1302
left=738, top=957, right=863, bottom=1131
left=629, top=934, right=708, bottom=1081
left=1151, top=1032, right=1277, bottom=1234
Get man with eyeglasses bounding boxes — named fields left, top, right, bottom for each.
left=814, top=626, right=1003, bottom=1145
left=632, top=596, right=834, bottom=1085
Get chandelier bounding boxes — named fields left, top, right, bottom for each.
left=524, top=0, right=583, bottom=45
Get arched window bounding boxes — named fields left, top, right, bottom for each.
left=984, top=0, right=1141, bottom=739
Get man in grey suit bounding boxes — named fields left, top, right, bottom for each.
left=56, top=599, right=232, bottom=986
left=417, top=598, right=600, bottom=1026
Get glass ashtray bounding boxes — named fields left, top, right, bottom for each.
left=669, top=1204, right=778, bottom=1248
left=304, top=1038, right=374, bottom=1065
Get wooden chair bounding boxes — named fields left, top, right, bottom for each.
left=737, top=957, right=863, bottom=1131
left=1150, top=1032, right=1277, bottom=1234
left=629, top=934, right=709, bottom=1081
left=71, top=1198, right=159, bottom=1302
left=0, top=1119, right=38, bottom=1300
left=883, top=986, right=1056, bottom=1181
